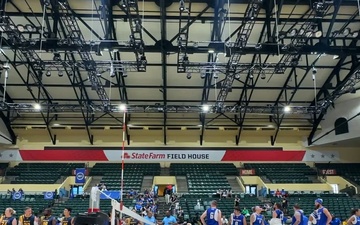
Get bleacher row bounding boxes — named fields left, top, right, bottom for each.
left=0, top=163, right=360, bottom=221
left=170, top=163, right=237, bottom=194
left=4, top=162, right=358, bottom=185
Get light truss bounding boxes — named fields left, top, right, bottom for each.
left=176, top=0, right=191, bottom=73
left=121, top=0, right=147, bottom=72
left=1, top=102, right=319, bottom=115
left=0, top=16, right=51, bottom=103
left=216, top=0, right=263, bottom=110
left=57, top=1, right=110, bottom=106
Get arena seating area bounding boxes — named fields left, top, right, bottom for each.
left=0, top=194, right=53, bottom=215
left=244, top=163, right=317, bottom=183
left=170, top=164, right=238, bottom=194
left=90, top=163, right=161, bottom=191
left=180, top=194, right=260, bottom=218
left=272, top=193, right=360, bottom=220
left=316, top=163, right=360, bottom=185
left=0, top=163, right=8, bottom=170
left=8, top=163, right=85, bottom=184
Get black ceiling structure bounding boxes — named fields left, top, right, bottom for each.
left=0, top=0, right=359, bottom=145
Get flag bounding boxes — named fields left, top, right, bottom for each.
left=12, top=191, right=22, bottom=200
left=44, top=191, right=54, bottom=200
left=75, top=168, right=86, bottom=183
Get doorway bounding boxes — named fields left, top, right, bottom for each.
left=245, top=185, right=257, bottom=196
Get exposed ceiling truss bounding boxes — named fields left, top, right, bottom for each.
left=0, top=0, right=359, bottom=145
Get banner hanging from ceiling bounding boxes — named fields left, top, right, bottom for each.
left=0, top=149, right=339, bottom=162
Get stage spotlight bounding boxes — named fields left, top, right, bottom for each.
left=288, top=29, right=297, bottom=37
left=314, top=30, right=323, bottom=38
left=17, top=24, right=25, bottom=32
left=343, top=28, right=351, bottom=36
left=58, top=71, right=63, bottom=77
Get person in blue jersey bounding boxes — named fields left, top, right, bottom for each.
left=0, top=208, right=17, bottom=225
left=201, top=200, right=222, bottom=225
left=315, top=199, right=331, bottom=225
left=270, top=203, right=283, bottom=225
left=301, top=211, right=309, bottom=225
left=229, top=207, right=246, bottom=225
left=250, top=206, right=264, bottom=225
left=143, top=211, right=156, bottom=225
left=347, top=209, right=360, bottom=225
left=292, top=204, right=303, bottom=225
left=330, top=215, right=341, bottom=225
left=162, top=211, right=176, bottom=225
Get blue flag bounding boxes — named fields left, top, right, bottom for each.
left=44, top=191, right=54, bottom=200
left=75, top=168, right=86, bottom=183
left=12, top=192, right=22, bottom=200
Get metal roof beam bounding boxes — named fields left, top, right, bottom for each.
left=3, top=41, right=360, bottom=55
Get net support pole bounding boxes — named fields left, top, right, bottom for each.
left=119, top=109, right=126, bottom=224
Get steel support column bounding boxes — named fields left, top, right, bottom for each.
left=160, top=0, right=167, bottom=145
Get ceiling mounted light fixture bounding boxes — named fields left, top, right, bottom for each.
left=25, top=24, right=35, bottom=32
left=119, top=104, right=127, bottom=111
left=314, top=30, right=323, bottom=38
left=288, top=28, right=297, bottom=37
left=351, top=31, right=359, bottom=38
left=34, top=103, right=41, bottom=110
left=17, top=24, right=25, bottom=32
left=179, top=0, right=185, bottom=12
left=202, top=105, right=210, bottom=113
left=343, top=28, right=351, bottom=36
left=284, top=105, right=291, bottom=113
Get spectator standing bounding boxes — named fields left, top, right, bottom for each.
left=162, top=211, right=176, bottom=225
left=143, top=211, right=156, bottom=225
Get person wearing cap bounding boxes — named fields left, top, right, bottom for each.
left=201, top=200, right=222, bottom=225
left=229, top=207, right=246, bottom=225
left=315, top=199, right=331, bottom=225
left=250, top=206, right=264, bottom=225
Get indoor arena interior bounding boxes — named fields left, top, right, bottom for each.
left=0, top=0, right=358, bottom=225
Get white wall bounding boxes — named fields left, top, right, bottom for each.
left=0, top=118, right=13, bottom=145
left=307, top=98, right=360, bottom=146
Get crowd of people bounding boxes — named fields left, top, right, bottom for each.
left=216, top=190, right=233, bottom=199
left=207, top=197, right=354, bottom=225
left=3, top=189, right=359, bottom=225
left=0, top=207, right=74, bottom=225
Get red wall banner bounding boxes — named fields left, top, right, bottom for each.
left=319, top=169, right=337, bottom=175
left=240, top=169, right=256, bottom=176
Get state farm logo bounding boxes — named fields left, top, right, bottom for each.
left=122, top=152, right=166, bottom=159
left=122, top=153, right=131, bottom=159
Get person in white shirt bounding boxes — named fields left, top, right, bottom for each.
left=221, top=216, right=228, bottom=225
